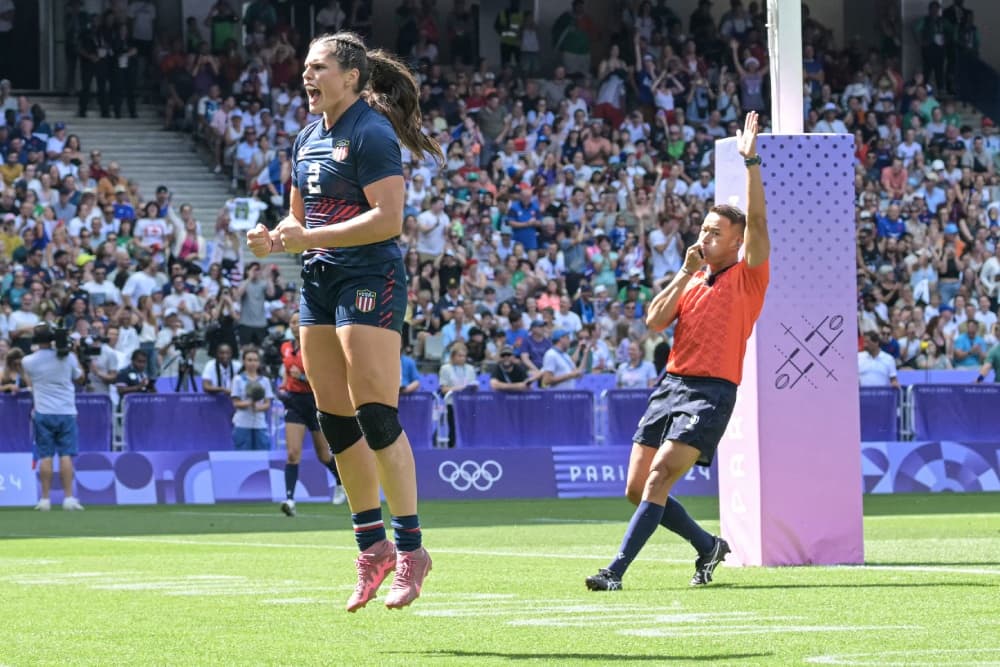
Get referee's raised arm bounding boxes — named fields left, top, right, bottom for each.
left=737, top=111, right=769, bottom=268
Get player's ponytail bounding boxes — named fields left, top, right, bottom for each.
left=364, top=49, right=444, bottom=166
left=313, top=31, right=444, bottom=166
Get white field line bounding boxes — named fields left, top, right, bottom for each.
left=3, top=534, right=691, bottom=563
left=4, top=534, right=998, bottom=575
left=623, top=624, right=919, bottom=638
left=529, top=517, right=619, bottom=524
left=855, top=565, right=1000, bottom=576
left=168, top=511, right=330, bottom=519
left=805, top=647, right=1000, bottom=666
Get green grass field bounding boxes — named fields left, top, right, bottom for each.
left=1, top=494, right=998, bottom=666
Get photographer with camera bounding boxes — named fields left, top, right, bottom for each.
left=116, top=349, right=156, bottom=404
left=230, top=347, right=273, bottom=451
left=82, top=322, right=123, bottom=395
left=202, top=342, right=241, bottom=395
left=205, top=287, right=239, bottom=357
left=278, top=313, right=346, bottom=516
left=21, top=324, right=86, bottom=511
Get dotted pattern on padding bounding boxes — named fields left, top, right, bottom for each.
left=713, top=133, right=857, bottom=390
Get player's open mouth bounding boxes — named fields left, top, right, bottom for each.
left=306, top=87, right=321, bottom=105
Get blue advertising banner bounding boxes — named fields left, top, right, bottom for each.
left=552, top=446, right=718, bottom=499
left=862, top=441, right=1000, bottom=493
left=0, top=441, right=997, bottom=507
left=414, top=447, right=557, bottom=500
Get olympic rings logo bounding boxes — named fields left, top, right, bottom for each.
left=438, top=460, right=504, bottom=492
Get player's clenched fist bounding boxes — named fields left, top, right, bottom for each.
left=246, top=224, right=272, bottom=258
left=277, top=219, right=311, bottom=254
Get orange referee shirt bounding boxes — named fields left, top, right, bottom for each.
left=665, top=258, right=770, bottom=385
left=280, top=340, right=312, bottom=394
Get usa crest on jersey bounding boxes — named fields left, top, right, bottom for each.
left=332, top=139, right=350, bottom=162
left=355, top=288, right=376, bottom=313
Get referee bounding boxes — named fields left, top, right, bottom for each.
left=587, top=112, right=770, bottom=590
left=22, top=325, right=87, bottom=511
left=278, top=313, right=346, bottom=517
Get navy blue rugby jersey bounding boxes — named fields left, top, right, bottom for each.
left=291, top=98, right=404, bottom=267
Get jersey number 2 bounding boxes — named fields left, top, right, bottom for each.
left=306, top=162, right=321, bottom=195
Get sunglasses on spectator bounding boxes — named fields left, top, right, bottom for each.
left=500, top=352, right=513, bottom=357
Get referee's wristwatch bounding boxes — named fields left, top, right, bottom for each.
left=744, top=155, right=762, bottom=167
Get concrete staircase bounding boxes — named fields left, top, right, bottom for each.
left=37, top=96, right=300, bottom=283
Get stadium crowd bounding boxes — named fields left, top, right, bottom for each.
left=2, top=0, right=1000, bottom=424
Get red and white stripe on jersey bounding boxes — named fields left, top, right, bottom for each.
left=304, top=195, right=365, bottom=229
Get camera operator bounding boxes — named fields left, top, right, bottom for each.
left=154, top=309, right=187, bottom=376
left=202, top=342, right=241, bottom=395
left=115, top=349, right=156, bottom=404
left=21, top=324, right=86, bottom=511
left=205, top=287, right=239, bottom=356
left=81, top=322, right=123, bottom=395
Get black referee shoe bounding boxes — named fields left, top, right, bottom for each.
left=586, top=568, right=623, bottom=591
left=690, top=537, right=730, bottom=586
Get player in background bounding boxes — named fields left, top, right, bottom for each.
left=278, top=312, right=347, bottom=516
left=587, top=111, right=770, bottom=590
left=247, top=32, right=443, bottom=611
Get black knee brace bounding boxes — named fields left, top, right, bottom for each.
left=356, top=403, right=403, bottom=450
left=317, top=411, right=364, bottom=454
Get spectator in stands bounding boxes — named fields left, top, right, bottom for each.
left=400, top=341, right=420, bottom=394
left=519, top=319, right=551, bottom=376
left=952, top=320, right=987, bottom=367
left=490, top=344, right=535, bottom=391
left=541, top=329, right=585, bottom=389
left=230, top=347, right=273, bottom=450
left=236, top=261, right=275, bottom=346
left=616, top=340, right=658, bottom=388
left=440, top=304, right=472, bottom=350
left=416, top=196, right=448, bottom=263
left=121, top=256, right=159, bottom=307
left=0, top=347, right=25, bottom=393
left=859, top=331, right=900, bottom=387
left=8, top=290, right=40, bottom=352
left=173, top=206, right=207, bottom=266
left=439, top=343, right=477, bottom=447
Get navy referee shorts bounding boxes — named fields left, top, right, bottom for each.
left=279, top=390, right=320, bottom=433
left=633, top=373, right=738, bottom=467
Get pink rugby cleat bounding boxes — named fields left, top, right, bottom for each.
left=345, top=539, right=396, bottom=612
left=384, top=547, right=432, bottom=609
